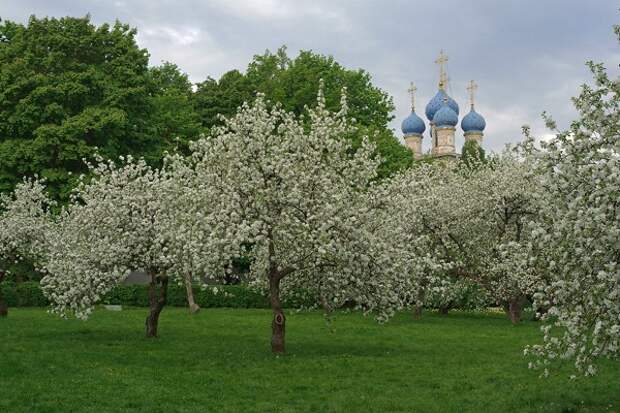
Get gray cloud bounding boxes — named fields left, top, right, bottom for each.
left=2, top=0, right=618, bottom=151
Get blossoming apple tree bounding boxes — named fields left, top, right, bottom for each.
left=41, top=155, right=233, bottom=336
left=189, top=87, right=411, bottom=352
left=525, top=47, right=620, bottom=375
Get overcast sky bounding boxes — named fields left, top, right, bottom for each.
left=2, top=0, right=619, bottom=151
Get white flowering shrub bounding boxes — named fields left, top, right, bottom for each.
left=0, top=179, right=55, bottom=315
left=524, top=44, right=620, bottom=375
left=189, top=85, right=411, bottom=352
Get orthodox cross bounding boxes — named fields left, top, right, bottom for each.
left=467, top=80, right=478, bottom=108
left=435, top=50, right=449, bottom=90
left=407, top=82, right=417, bottom=111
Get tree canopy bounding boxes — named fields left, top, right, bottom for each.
left=193, top=47, right=412, bottom=178
left=0, top=17, right=413, bottom=201
left=0, top=16, right=202, bottom=201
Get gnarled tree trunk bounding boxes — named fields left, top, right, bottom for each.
left=269, top=273, right=285, bottom=354
left=184, top=273, right=200, bottom=314
left=506, top=295, right=526, bottom=325
left=0, top=270, right=7, bottom=317
left=145, top=272, right=168, bottom=338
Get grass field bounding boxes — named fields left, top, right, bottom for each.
left=1, top=308, right=619, bottom=413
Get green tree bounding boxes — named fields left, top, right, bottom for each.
left=193, top=47, right=412, bottom=177
left=0, top=16, right=200, bottom=201
left=193, top=70, right=252, bottom=132
left=148, top=62, right=203, bottom=156
left=461, top=139, right=486, bottom=168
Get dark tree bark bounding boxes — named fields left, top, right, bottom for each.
left=506, top=296, right=526, bottom=325
left=269, top=272, right=285, bottom=353
left=0, top=270, right=7, bottom=317
left=145, top=273, right=168, bottom=338
left=438, top=304, right=451, bottom=315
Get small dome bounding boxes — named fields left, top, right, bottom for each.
left=425, top=89, right=459, bottom=121
left=461, top=108, right=486, bottom=132
left=433, top=102, right=458, bottom=127
left=401, top=111, right=426, bottom=135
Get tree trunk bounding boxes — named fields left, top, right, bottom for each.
left=412, top=289, right=424, bottom=319
left=184, top=273, right=200, bottom=314
left=269, top=273, right=285, bottom=354
left=412, top=304, right=423, bottom=319
left=145, top=273, right=168, bottom=338
left=438, top=305, right=450, bottom=315
left=0, top=270, right=7, bottom=317
left=506, top=296, right=526, bottom=325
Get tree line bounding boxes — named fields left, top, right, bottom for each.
left=0, top=15, right=412, bottom=203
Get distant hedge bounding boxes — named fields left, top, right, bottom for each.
left=0, top=281, right=315, bottom=309
left=0, top=281, right=49, bottom=307
left=0, top=281, right=492, bottom=310
left=101, top=283, right=273, bottom=308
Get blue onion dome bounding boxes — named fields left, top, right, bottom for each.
left=432, top=101, right=459, bottom=127
left=425, top=89, right=459, bottom=121
left=461, top=108, right=486, bottom=132
left=401, top=111, right=426, bottom=135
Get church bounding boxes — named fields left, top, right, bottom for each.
left=401, top=51, right=487, bottom=159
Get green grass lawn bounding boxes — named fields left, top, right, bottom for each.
left=1, top=308, right=618, bottom=413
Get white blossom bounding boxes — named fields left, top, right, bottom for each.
left=524, top=55, right=620, bottom=375
left=0, top=179, right=55, bottom=275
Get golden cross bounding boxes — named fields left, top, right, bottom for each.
left=407, top=82, right=417, bottom=111
left=435, top=50, right=448, bottom=90
left=467, top=80, right=478, bottom=108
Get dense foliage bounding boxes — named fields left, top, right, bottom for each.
left=2, top=279, right=491, bottom=311
left=0, top=16, right=203, bottom=201
left=0, top=17, right=410, bottom=202
left=148, top=61, right=203, bottom=155
left=193, top=47, right=412, bottom=178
